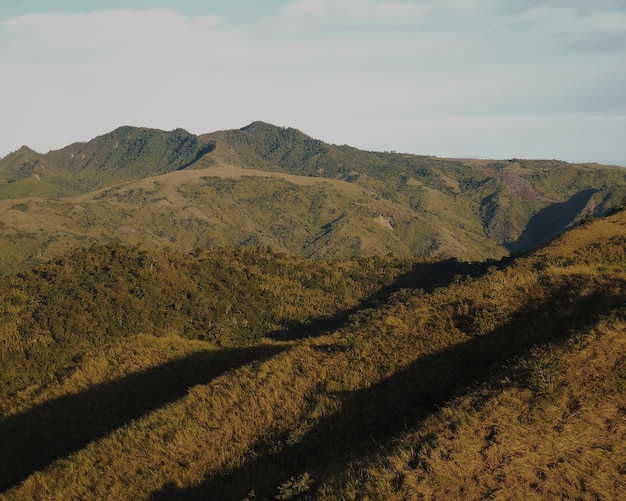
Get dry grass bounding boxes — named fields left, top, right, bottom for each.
left=2, top=341, right=334, bottom=500
left=2, top=335, right=215, bottom=417
left=325, top=312, right=626, bottom=500
left=2, top=212, right=625, bottom=500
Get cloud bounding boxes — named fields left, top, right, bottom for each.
left=281, top=0, right=425, bottom=22
left=517, top=4, right=626, bottom=33
left=0, top=3, right=624, bottom=166
left=2, top=9, right=224, bottom=62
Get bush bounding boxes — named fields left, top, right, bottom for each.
left=275, top=472, right=313, bottom=500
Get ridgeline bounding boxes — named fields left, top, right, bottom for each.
left=1, top=122, right=625, bottom=273
left=0, top=205, right=624, bottom=499
left=0, top=123, right=625, bottom=499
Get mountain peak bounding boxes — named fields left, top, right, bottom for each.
left=240, top=120, right=284, bottom=131
left=17, top=145, right=37, bottom=154
left=0, top=145, right=41, bottom=173
left=107, top=125, right=193, bottom=137
left=2, top=144, right=39, bottom=159
left=240, top=121, right=312, bottom=139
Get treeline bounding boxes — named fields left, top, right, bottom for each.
left=0, top=243, right=419, bottom=402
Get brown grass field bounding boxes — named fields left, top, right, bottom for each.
left=1, top=209, right=625, bottom=500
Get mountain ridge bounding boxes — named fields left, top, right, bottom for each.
left=0, top=122, right=625, bottom=274
left=1, top=204, right=624, bottom=499
left=0, top=123, right=625, bottom=499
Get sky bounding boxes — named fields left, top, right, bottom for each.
left=1, top=0, right=625, bottom=166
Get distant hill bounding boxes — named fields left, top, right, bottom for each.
left=0, top=122, right=625, bottom=273
left=0, top=126, right=215, bottom=196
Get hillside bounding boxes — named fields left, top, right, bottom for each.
left=0, top=208, right=625, bottom=499
left=0, top=127, right=215, bottom=196
left=0, top=122, right=625, bottom=273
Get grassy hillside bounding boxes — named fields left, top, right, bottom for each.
left=204, top=122, right=626, bottom=252
left=0, top=245, right=426, bottom=414
left=0, top=167, right=445, bottom=274
left=0, top=127, right=215, bottom=196
left=0, top=123, right=625, bottom=273
left=1, top=208, right=624, bottom=499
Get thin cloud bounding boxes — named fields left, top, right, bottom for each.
left=0, top=2, right=624, bottom=165
left=281, top=0, right=425, bottom=22
left=2, top=10, right=223, bottom=60
left=517, top=5, right=626, bottom=33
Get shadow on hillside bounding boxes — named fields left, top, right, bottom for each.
left=0, top=343, right=286, bottom=492
left=175, top=141, right=216, bottom=170
left=151, top=280, right=621, bottom=500
left=506, top=189, right=598, bottom=254
left=269, top=257, right=511, bottom=341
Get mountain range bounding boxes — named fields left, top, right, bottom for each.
left=1, top=200, right=625, bottom=500
left=1, top=121, right=625, bottom=274
left=0, top=122, right=625, bottom=499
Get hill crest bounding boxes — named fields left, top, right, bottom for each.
left=0, top=207, right=625, bottom=499
left=0, top=122, right=625, bottom=273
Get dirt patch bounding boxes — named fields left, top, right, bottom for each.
left=373, top=215, right=393, bottom=230
left=486, top=169, right=555, bottom=202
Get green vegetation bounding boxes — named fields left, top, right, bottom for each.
left=0, top=208, right=625, bottom=500
left=1, top=123, right=625, bottom=274
left=0, top=126, right=214, bottom=196
left=0, top=123, right=625, bottom=499
left=0, top=244, right=422, bottom=411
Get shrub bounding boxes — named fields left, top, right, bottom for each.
left=275, top=472, right=313, bottom=500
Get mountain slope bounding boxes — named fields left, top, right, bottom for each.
left=0, top=127, right=215, bottom=197
left=0, top=122, right=625, bottom=274
left=204, top=122, right=626, bottom=251
left=1, top=207, right=624, bottom=500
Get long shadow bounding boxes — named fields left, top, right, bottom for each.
left=152, top=280, right=623, bottom=500
left=0, top=343, right=286, bottom=492
left=269, top=257, right=510, bottom=341
left=175, top=141, right=217, bottom=170
left=0, top=255, right=510, bottom=491
left=506, top=189, right=598, bottom=253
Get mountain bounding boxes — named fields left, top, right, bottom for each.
left=1, top=204, right=624, bottom=499
left=0, top=122, right=625, bottom=274
left=0, top=126, right=215, bottom=195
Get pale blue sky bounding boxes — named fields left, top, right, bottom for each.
left=1, top=1, right=625, bottom=165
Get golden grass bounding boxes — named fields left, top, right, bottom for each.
left=3, top=340, right=339, bottom=500
left=2, top=212, right=626, bottom=499
left=319, top=313, right=626, bottom=500
left=2, top=335, right=216, bottom=417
